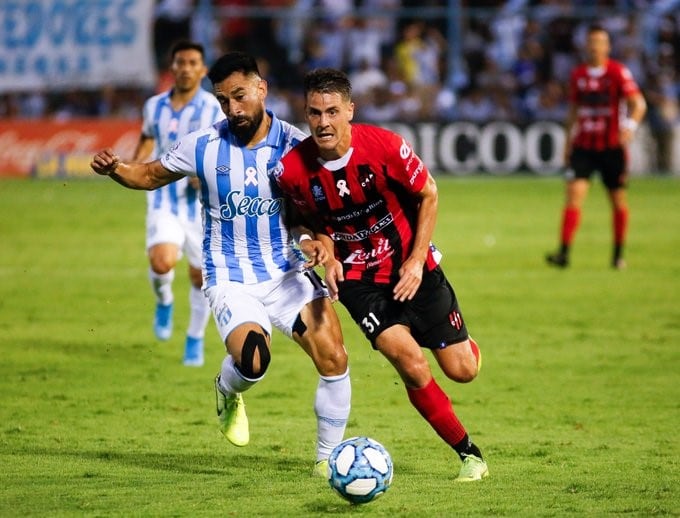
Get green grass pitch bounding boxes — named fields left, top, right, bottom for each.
left=0, top=175, right=678, bottom=516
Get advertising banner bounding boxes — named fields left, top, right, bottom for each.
left=0, top=119, right=659, bottom=178
left=0, top=119, right=139, bottom=178
left=0, top=0, right=156, bottom=92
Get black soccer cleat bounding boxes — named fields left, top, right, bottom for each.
left=546, top=252, right=569, bottom=268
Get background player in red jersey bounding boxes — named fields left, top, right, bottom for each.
left=546, top=24, right=646, bottom=270
left=273, top=68, right=488, bottom=482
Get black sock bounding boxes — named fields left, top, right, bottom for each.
left=453, top=434, right=483, bottom=461
left=613, top=244, right=623, bottom=261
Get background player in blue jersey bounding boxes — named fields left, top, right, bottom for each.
left=91, top=52, right=351, bottom=476
left=133, top=40, right=223, bottom=366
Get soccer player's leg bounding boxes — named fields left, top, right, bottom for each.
left=603, top=149, right=629, bottom=269
left=148, top=242, right=179, bottom=340
left=547, top=152, right=592, bottom=268
left=206, top=285, right=273, bottom=447
left=412, top=267, right=480, bottom=382
left=284, top=270, right=350, bottom=476
left=146, top=212, right=183, bottom=340
left=182, top=219, right=210, bottom=366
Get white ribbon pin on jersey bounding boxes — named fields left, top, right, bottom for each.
left=245, top=167, right=258, bottom=186
left=336, top=179, right=350, bottom=197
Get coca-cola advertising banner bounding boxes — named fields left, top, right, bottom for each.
left=0, top=119, right=567, bottom=178
left=0, top=0, right=156, bottom=92
left=0, top=119, right=139, bottom=178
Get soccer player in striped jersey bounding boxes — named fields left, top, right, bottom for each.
left=133, top=40, right=223, bottom=366
left=274, top=68, right=488, bottom=482
left=546, top=24, right=646, bottom=270
left=91, top=52, right=350, bottom=476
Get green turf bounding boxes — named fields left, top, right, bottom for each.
left=0, top=176, right=678, bottom=516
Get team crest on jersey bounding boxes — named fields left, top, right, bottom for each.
left=312, top=184, right=326, bottom=203
left=269, top=161, right=284, bottom=179
left=357, top=166, right=376, bottom=189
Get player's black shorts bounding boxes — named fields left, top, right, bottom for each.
left=568, top=147, right=628, bottom=190
left=337, top=265, right=468, bottom=350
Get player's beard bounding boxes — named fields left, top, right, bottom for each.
left=229, top=107, right=265, bottom=145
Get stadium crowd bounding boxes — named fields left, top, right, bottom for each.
left=1, top=0, right=678, bottom=166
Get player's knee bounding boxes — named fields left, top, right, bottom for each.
left=443, top=343, right=480, bottom=383
left=150, top=257, right=174, bottom=274
left=237, top=330, right=271, bottom=380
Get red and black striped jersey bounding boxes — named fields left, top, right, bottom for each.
left=568, top=59, right=640, bottom=150
left=275, top=124, right=441, bottom=285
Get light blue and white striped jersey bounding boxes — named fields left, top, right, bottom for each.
left=160, top=111, right=308, bottom=286
left=142, top=87, right=223, bottom=221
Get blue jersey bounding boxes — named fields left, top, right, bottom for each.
left=141, top=88, right=223, bottom=221
left=160, top=111, right=308, bottom=286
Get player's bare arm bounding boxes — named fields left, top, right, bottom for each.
left=394, top=173, right=438, bottom=302
left=132, top=134, right=155, bottom=162
left=90, top=148, right=184, bottom=190
left=620, top=92, right=647, bottom=146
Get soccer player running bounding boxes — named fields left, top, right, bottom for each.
left=546, top=24, right=646, bottom=270
left=134, top=40, right=223, bottom=366
left=273, top=68, right=488, bottom=482
left=91, top=52, right=351, bottom=476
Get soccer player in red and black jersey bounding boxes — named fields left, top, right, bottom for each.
left=273, top=68, right=488, bottom=482
left=547, top=24, right=646, bottom=269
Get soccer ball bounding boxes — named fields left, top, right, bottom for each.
left=328, top=436, right=393, bottom=505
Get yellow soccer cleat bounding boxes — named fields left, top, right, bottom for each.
left=312, top=459, right=330, bottom=479
left=215, top=376, right=249, bottom=447
left=455, top=455, right=489, bottom=482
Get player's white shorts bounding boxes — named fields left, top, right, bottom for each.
left=204, top=268, right=328, bottom=342
left=145, top=210, right=203, bottom=268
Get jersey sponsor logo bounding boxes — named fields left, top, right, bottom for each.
left=333, top=213, right=394, bottom=241
left=333, top=199, right=385, bottom=223
left=399, top=138, right=411, bottom=159
left=409, top=159, right=424, bottom=185
left=343, top=237, right=393, bottom=266
left=219, top=190, right=282, bottom=220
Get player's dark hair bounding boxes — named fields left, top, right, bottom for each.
left=169, top=40, right=205, bottom=61
left=587, top=23, right=608, bottom=36
left=208, top=51, right=261, bottom=85
left=304, top=68, right=352, bottom=101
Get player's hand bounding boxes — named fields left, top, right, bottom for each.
left=299, top=239, right=329, bottom=269
left=188, top=176, right=201, bottom=190
left=323, top=259, right=344, bottom=302
left=91, top=148, right=120, bottom=176
left=393, top=256, right=424, bottom=302
left=619, top=128, right=634, bottom=147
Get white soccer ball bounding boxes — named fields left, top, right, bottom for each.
left=328, top=436, right=393, bottom=505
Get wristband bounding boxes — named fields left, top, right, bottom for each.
left=622, top=118, right=638, bottom=131
left=297, top=233, right=313, bottom=244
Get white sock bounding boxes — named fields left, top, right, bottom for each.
left=218, top=355, right=261, bottom=395
left=187, top=286, right=210, bottom=339
left=149, top=268, right=174, bottom=305
left=315, top=368, right=351, bottom=461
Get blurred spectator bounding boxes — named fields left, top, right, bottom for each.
left=154, top=0, right=194, bottom=69
left=645, top=72, right=679, bottom=171
left=455, top=86, right=497, bottom=122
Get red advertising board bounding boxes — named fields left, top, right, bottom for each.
left=0, top=119, right=140, bottom=178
